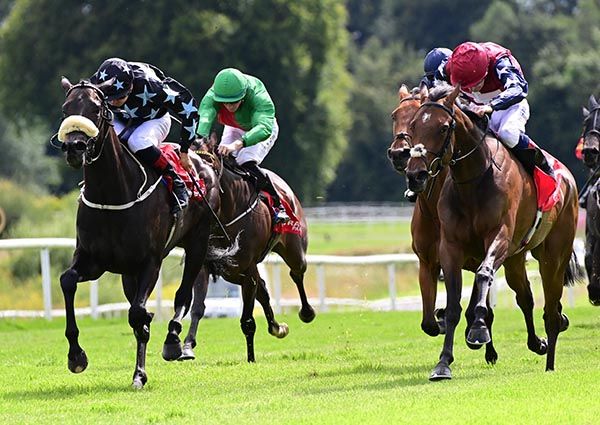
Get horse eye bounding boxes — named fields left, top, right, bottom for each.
left=440, top=124, right=449, bottom=134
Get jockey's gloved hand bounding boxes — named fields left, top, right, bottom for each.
left=191, top=136, right=208, bottom=151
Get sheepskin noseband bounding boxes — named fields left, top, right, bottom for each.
left=58, top=115, right=99, bottom=142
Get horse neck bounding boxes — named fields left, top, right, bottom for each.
left=448, top=116, right=491, bottom=186
left=83, top=129, right=146, bottom=203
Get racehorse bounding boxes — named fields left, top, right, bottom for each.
left=387, top=84, right=498, bottom=365
left=581, top=95, right=600, bottom=304
left=57, top=78, right=218, bottom=389
left=175, top=134, right=315, bottom=363
left=405, top=84, right=580, bottom=380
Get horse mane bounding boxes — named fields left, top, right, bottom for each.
left=427, top=83, right=489, bottom=134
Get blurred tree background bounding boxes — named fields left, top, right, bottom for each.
left=0, top=0, right=597, bottom=204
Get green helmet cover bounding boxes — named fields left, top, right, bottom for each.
left=213, top=68, right=248, bottom=102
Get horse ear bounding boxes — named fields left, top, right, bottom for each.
left=419, top=84, right=429, bottom=103
left=583, top=106, right=590, bottom=118
left=589, top=94, right=598, bottom=109
left=61, top=77, right=72, bottom=92
left=398, top=84, right=410, bottom=99
left=444, top=84, right=461, bottom=108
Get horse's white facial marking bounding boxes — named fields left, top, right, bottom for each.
left=422, top=112, right=431, bottom=123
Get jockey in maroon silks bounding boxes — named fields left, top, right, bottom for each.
left=445, top=41, right=554, bottom=178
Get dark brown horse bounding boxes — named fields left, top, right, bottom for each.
left=58, top=78, right=218, bottom=389
left=387, top=84, right=498, bottom=365
left=405, top=84, right=580, bottom=380
left=581, top=95, right=600, bottom=304
left=174, top=134, right=315, bottom=363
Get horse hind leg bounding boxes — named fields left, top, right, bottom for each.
left=503, top=254, right=548, bottom=356
left=255, top=275, right=289, bottom=339
left=273, top=238, right=315, bottom=323
left=180, top=268, right=210, bottom=361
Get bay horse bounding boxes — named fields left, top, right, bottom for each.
left=581, top=95, right=600, bottom=304
left=174, top=134, right=315, bottom=363
left=58, top=78, right=218, bottom=389
left=405, top=84, right=580, bottom=380
left=387, top=84, right=498, bottom=365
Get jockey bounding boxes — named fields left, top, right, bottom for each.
left=420, top=47, right=452, bottom=89
left=446, top=42, right=554, bottom=177
left=90, top=58, right=198, bottom=212
left=196, top=68, right=289, bottom=224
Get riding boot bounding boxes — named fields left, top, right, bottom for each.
left=135, top=145, right=189, bottom=213
left=511, top=134, right=555, bottom=178
left=241, top=161, right=290, bottom=224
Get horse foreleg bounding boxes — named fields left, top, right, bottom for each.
left=240, top=275, right=258, bottom=363
left=122, top=265, right=159, bottom=389
left=255, top=275, right=289, bottom=338
left=464, top=284, right=498, bottom=364
left=181, top=268, right=210, bottom=361
left=59, top=250, right=102, bottom=375
left=467, top=232, right=509, bottom=346
left=418, top=260, right=442, bottom=336
left=163, top=241, right=208, bottom=361
left=586, top=234, right=600, bottom=305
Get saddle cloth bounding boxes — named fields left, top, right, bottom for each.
left=534, top=152, right=562, bottom=212
left=260, top=192, right=303, bottom=235
left=160, top=144, right=206, bottom=201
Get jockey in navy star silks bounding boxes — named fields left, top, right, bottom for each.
left=90, top=58, right=200, bottom=212
left=420, top=47, right=452, bottom=89
left=445, top=42, right=554, bottom=178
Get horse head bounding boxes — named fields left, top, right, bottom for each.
left=404, top=84, right=462, bottom=194
left=387, top=85, right=424, bottom=173
left=58, top=77, right=114, bottom=168
left=582, top=94, right=600, bottom=168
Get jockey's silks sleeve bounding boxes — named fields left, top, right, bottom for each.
left=489, top=57, right=529, bottom=111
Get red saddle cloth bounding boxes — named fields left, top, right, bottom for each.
left=533, top=151, right=562, bottom=212
left=261, top=192, right=303, bottom=235
left=159, top=144, right=205, bottom=201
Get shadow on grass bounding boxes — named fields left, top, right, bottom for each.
left=1, top=381, right=143, bottom=401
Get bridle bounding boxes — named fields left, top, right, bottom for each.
left=409, top=101, right=491, bottom=181
left=583, top=106, right=600, bottom=160
left=391, top=95, right=419, bottom=146
left=54, top=81, right=114, bottom=165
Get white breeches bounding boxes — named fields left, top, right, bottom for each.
left=113, top=113, right=172, bottom=152
left=220, top=120, right=279, bottom=165
left=489, top=100, right=529, bottom=148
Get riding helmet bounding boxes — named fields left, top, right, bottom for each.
left=448, top=42, right=489, bottom=90
left=423, top=47, right=452, bottom=77
left=213, top=68, right=248, bottom=103
left=92, top=58, right=134, bottom=100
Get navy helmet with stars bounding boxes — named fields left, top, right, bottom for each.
left=92, top=58, right=134, bottom=100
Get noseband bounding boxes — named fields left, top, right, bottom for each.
left=53, top=81, right=114, bottom=165
left=409, top=101, right=456, bottom=177
left=584, top=107, right=600, bottom=151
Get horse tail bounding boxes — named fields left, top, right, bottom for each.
left=564, top=249, right=585, bottom=287
left=205, top=231, right=241, bottom=273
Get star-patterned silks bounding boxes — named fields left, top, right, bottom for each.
left=136, top=85, right=156, bottom=106
left=91, top=61, right=199, bottom=152
left=181, top=99, right=198, bottom=118
left=123, top=104, right=138, bottom=119
left=163, top=87, right=179, bottom=103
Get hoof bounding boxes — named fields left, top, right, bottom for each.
left=429, top=363, right=452, bottom=381
left=529, top=337, right=548, bottom=355
left=67, top=350, right=88, bottom=374
left=178, top=343, right=196, bottom=361
left=466, top=327, right=491, bottom=346
left=466, top=340, right=484, bottom=350
left=162, top=343, right=183, bottom=361
left=434, top=308, right=446, bottom=334
left=560, top=313, right=569, bottom=332
left=270, top=323, right=289, bottom=339
left=132, top=375, right=147, bottom=390
left=485, top=349, right=498, bottom=365
left=587, top=285, right=600, bottom=306
left=299, top=306, right=316, bottom=323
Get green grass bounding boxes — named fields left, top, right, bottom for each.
left=306, top=220, right=412, bottom=255
left=1, top=307, right=600, bottom=424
